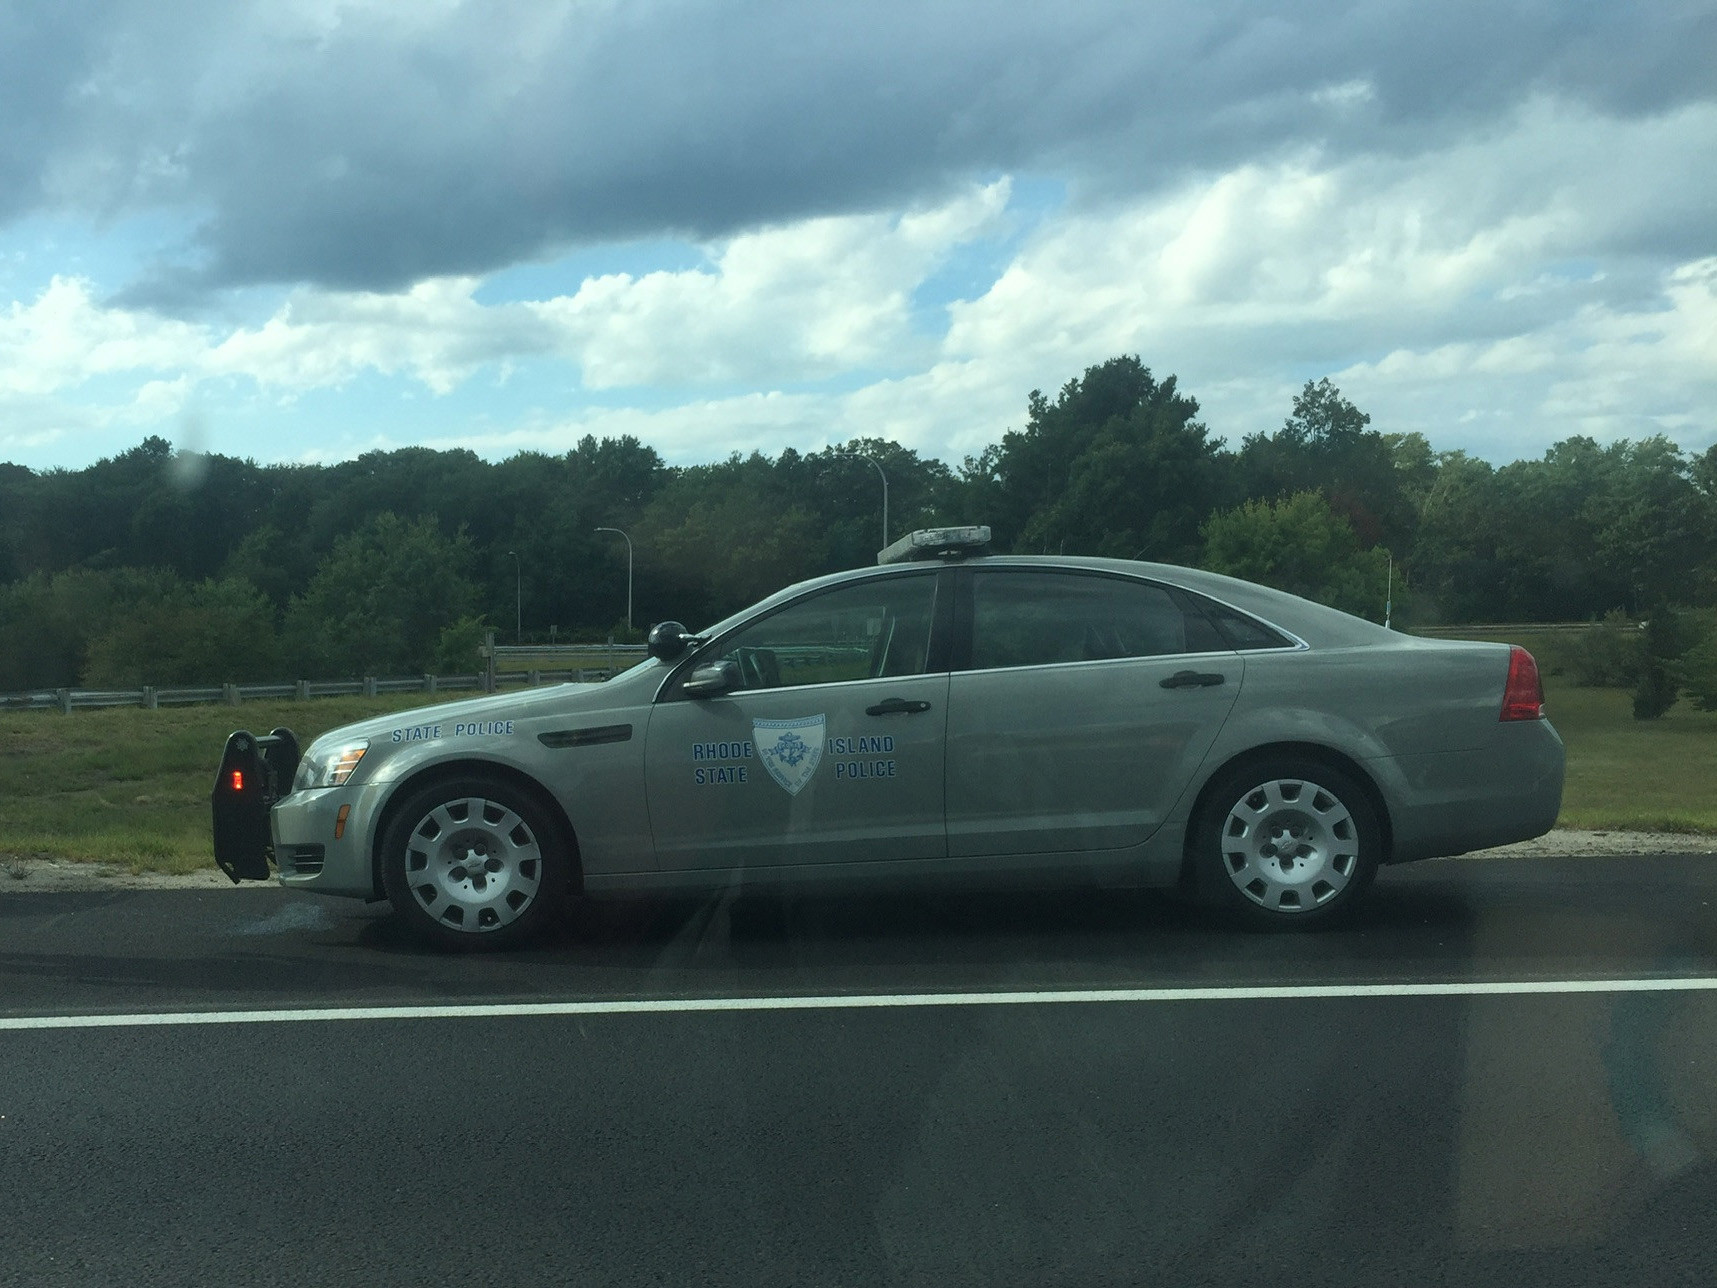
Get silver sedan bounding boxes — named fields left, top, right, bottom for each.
left=212, top=527, right=1564, bottom=947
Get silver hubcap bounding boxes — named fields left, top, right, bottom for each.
left=1220, top=778, right=1358, bottom=913
left=403, top=796, right=543, bottom=933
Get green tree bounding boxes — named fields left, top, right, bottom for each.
left=1200, top=491, right=1391, bottom=620
left=787, top=438, right=959, bottom=570
left=222, top=523, right=322, bottom=616
left=1565, top=610, right=1644, bottom=687
left=0, top=567, right=180, bottom=690
left=82, top=577, right=280, bottom=686
left=1585, top=437, right=1715, bottom=611
left=282, top=513, right=479, bottom=676
left=433, top=615, right=493, bottom=675
left=1632, top=606, right=1681, bottom=720
left=1238, top=379, right=1421, bottom=553
left=1408, top=452, right=1507, bottom=622
left=961, top=356, right=1231, bottom=560
left=1411, top=435, right=1717, bottom=623
left=1680, top=620, right=1717, bottom=712
left=635, top=459, right=825, bottom=627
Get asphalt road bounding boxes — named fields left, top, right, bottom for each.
left=2, top=855, right=1715, bottom=1287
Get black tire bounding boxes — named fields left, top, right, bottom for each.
left=1188, top=758, right=1381, bottom=929
left=379, top=776, right=570, bottom=950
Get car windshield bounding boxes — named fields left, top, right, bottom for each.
left=2, top=6, right=1713, bottom=1286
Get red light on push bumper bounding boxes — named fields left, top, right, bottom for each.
left=230, top=769, right=245, bottom=792
left=1500, top=646, right=1545, bottom=721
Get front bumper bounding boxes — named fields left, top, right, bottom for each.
left=270, top=780, right=393, bottom=899
left=213, top=727, right=392, bottom=899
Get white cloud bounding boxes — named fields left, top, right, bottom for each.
left=1310, top=79, right=1376, bottom=109
left=934, top=96, right=1717, bottom=456
left=206, top=276, right=545, bottom=395
left=1334, top=256, right=1717, bottom=457
left=529, top=181, right=1011, bottom=388
left=0, top=277, right=205, bottom=396
left=2, top=97, right=1715, bottom=474
left=2, top=183, right=1010, bottom=404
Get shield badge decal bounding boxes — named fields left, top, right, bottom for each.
left=753, top=714, right=826, bottom=796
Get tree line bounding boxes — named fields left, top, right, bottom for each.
left=3, top=355, right=1716, bottom=709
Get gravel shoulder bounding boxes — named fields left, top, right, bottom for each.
left=1464, top=829, right=1717, bottom=859
left=4, top=829, right=1715, bottom=893
left=0, top=856, right=249, bottom=893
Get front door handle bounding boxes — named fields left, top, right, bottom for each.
left=866, top=697, right=933, bottom=716
left=1159, top=670, right=1226, bottom=689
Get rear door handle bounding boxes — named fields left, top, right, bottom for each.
left=1160, top=670, right=1226, bottom=689
left=866, top=697, right=933, bottom=716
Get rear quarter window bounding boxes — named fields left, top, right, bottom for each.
left=1182, top=593, right=1298, bottom=651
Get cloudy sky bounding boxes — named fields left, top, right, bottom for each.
left=2, top=0, right=1713, bottom=473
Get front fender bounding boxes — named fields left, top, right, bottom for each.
left=357, top=712, right=654, bottom=880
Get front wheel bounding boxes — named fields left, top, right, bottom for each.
left=1190, top=760, right=1380, bottom=928
left=380, top=777, right=569, bottom=950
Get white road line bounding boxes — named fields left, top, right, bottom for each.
left=5, top=976, right=1717, bottom=1031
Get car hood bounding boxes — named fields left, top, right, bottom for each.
left=304, top=682, right=614, bottom=755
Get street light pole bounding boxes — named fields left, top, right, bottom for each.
left=506, top=550, right=521, bottom=643
left=852, top=453, right=888, bottom=549
left=594, top=527, right=633, bottom=634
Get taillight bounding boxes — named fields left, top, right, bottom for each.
left=1500, top=646, right=1544, bottom=721
left=230, top=769, right=245, bottom=792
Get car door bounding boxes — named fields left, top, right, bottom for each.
left=644, top=568, right=951, bottom=871
left=944, top=567, right=1243, bottom=857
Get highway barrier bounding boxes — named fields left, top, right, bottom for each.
left=1, top=651, right=646, bottom=714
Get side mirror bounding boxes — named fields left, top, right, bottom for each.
left=682, top=660, right=740, bottom=697
left=647, top=621, right=695, bottom=660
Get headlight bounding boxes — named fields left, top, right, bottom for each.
left=293, top=739, right=370, bottom=790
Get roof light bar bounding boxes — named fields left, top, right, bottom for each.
left=877, top=525, right=992, bottom=565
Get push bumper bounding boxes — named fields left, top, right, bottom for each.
left=211, top=729, right=300, bottom=882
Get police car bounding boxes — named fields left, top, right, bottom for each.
left=212, top=526, right=1564, bottom=947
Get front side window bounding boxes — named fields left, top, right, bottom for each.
left=696, top=574, right=938, bottom=691
left=970, top=571, right=1222, bottom=670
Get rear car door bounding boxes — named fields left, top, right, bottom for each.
left=644, top=569, right=950, bottom=871
left=944, top=567, right=1242, bottom=857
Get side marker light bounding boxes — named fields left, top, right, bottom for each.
left=230, top=770, right=244, bottom=792
left=335, top=804, right=351, bottom=840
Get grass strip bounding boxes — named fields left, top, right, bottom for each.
left=0, top=695, right=431, bottom=874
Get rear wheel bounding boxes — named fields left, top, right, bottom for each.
left=1190, top=760, right=1380, bottom=928
left=380, top=777, right=568, bottom=950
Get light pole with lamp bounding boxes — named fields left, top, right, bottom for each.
left=594, top=527, right=633, bottom=634
left=849, top=452, right=888, bottom=549
left=506, top=550, right=521, bottom=643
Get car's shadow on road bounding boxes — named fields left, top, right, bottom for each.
left=351, top=866, right=1486, bottom=987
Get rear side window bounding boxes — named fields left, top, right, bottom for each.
left=1183, top=593, right=1298, bottom=650
left=970, top=571, right=1223, bottom=669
